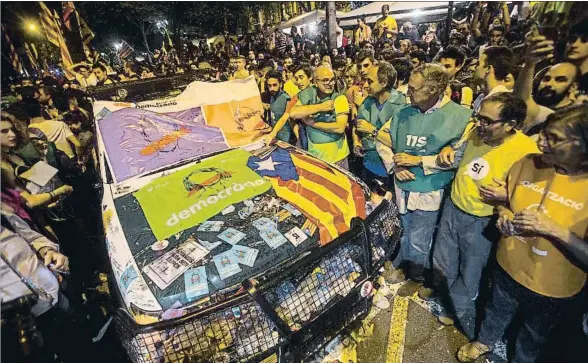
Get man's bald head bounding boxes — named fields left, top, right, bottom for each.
left=537, top=62, right=580, bottom=108
left=314, top=66, right=336, bottom=95
left=314, top=65, right=334, bottom=79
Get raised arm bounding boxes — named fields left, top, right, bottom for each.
left=501, top=2, right=511, bottom=34
left=471, top=3, right=483, bottom=39
left=514, top=34, right=554, bottom=129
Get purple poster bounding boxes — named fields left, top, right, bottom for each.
left=163, top=107, right=206, bottom=125
left=98, top=108, right=228, bottom=182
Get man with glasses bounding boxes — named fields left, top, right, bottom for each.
left=377, top=63, right=472, bottom=284
left=290, top=66, right=351, bottom=169
left=418, top=93, right=539, bottom=338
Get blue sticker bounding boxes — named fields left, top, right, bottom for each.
left=120, top=265, right=138, bottom=292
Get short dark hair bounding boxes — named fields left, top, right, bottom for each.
left=92, top=63, right=107, bottom=72
left=357, top=49, right=375, bottom=64
left=483, top=46, right=514, bottom=81
left=375, top=61, right=398, bottom=92
left=20, top=86, right=39, bottom=100
left=391, top=58, right=412, bottom=84
left=382, top=4, right=389, bottom=12
left=21, top=99, right=43, bottom=119
left=293, top=63, right=313, bottom=78
left=438, top=46, right=466, bottom=67
left=358, top=16, right=366, bottom=23
left=545, top=104, right=588, bottom=161
left=484, top=92, right=527, bottom=128
left=489, top=25, right=505, bottom=34
left=381, top=49, right=405, bottom=62
left=409, top=50, right=427, bottom=63
left=570, top=18, right=588, bottom=37
left=40, top=86, right=55, bottom=98
left=265, top=70, right=283, bottom=83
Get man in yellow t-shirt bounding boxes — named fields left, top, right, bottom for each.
left=229, top=56, right=249, bottom=80
left=374, top=4, right=398, bottom=41
left=418, top=93, right=539, bottom=336
left=290, top=66, right=350, bottom=169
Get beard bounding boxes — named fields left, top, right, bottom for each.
left=535, top=87, right=569, bottom=107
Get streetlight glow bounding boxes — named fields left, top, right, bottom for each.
left=28, top=23, right=37, bottom=31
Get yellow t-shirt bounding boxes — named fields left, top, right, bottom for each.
left=497, top=155, right=588, bottom=298
left=231, top=69, right=249, bottom=80
left=334, top=94, right=350, bottom=115
left=451, top=131, right=539, bottom=217
left=295, top=93, right=350, bottom=163
left=283, top=79, right=300, bottom=98
left=375, top=16, right=398, bottom=39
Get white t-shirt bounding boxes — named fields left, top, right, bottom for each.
left=29, top=121, right=75, bottom=158
left=336, top=26, right=344, bottom=48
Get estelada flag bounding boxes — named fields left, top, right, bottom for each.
left=62, top=1, right=75, bottom=31
left=247, top=146, right=367, bottom=245
left=117, top=40, right=133, bottom=59
left=39, top=1, right=60, bottom=47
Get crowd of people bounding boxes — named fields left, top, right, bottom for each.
left=1, top=2, right=587, bottom=363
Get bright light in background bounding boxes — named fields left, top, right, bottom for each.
left=308, top=22, right=316, bottom=34
left=114, top=42, right=122, bottom=50
left=410, top=9, right=423, bottom=17
left=156, top=19, right=168, bottom=29
left=24, top=19, right=40, bottom=34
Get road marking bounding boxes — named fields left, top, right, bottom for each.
left=385, top=295, right=409, bottom=363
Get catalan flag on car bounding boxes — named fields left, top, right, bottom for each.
left=247, top=146, right=367, bottom=245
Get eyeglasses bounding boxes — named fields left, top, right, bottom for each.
left=539, top=130, right=575, bottom=148
left=317, top=78, right=335, bottom=84
left=567, top=34, right=588, bottom=44
left=471, top=113, right=500, bottom=126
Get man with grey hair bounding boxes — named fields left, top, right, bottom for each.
left=378, top=63, right=473, bottom=283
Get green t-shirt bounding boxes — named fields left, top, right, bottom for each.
left=357, top=90, right=406, bottom=177
left=390, top=100, right=472, bottom=192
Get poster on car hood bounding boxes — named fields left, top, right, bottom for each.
left=98, top=108, right=228, bottom=183
left=134, top=148, right=271, bottom=240
left=94, top=76, right=271, bottom=150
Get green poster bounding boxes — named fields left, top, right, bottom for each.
left=134, top=148, right=271, bottom=240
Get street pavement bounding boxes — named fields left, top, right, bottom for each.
left=355, top=280, right=507, bottom=363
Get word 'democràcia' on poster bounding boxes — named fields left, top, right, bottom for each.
left=134, top=149, right=271, bottom=240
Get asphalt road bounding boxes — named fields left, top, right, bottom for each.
left=355, top=280, right=507, bottom=363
